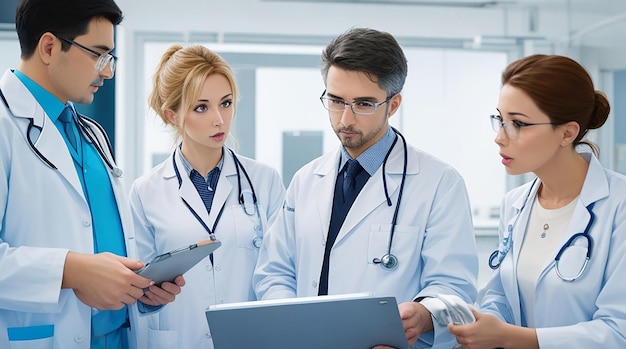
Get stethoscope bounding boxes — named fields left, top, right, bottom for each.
left=0, top=88, right=123, bottom=177
left=172, top=147, right=264, bottom=249
left=488, top=178, right=595, bottom=282
left=370, top=127, right=408, bottom=270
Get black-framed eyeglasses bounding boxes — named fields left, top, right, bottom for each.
left=55, top=35, right=117, bottom=75
left=490, top=114, right=557, bottom=139
left=319, top=90, right=391, bottom=115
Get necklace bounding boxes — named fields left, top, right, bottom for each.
left=541, top=223, right=549, bottom=238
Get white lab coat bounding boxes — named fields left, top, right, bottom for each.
left=129, top=147, right=285, bottom=349
left=254, top=138, right=479, bottom=349
left=480, top=152, right=626, bottom=348
left=0, top=69, right=146, bottom=349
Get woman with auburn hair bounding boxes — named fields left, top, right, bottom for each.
left=449, top=54, right=626, bottom=348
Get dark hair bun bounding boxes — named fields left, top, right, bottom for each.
left=589, top=91, right=611, bottom=130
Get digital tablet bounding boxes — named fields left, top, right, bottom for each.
left=206, top=293, right=408, bottom=349
left=136, top=239, right=221, bottom=284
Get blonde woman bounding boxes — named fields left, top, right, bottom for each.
left=129, top=44, right=285, bottom=348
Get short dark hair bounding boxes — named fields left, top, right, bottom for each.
left=502, top=54, right=610, bottom=156
left=321, top=27, right=408, bottom=97
left=15, top=0, right=123, bottom=59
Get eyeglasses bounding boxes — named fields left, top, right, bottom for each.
left=319, top=90, right=391, bottom=115
left=55, top=35, right=117, bottom=75
left=490, top=114, right=557, bottom=139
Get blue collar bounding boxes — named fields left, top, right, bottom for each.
left=339, top=126, right=396, bottom=176
left=177, top=144, right=224, bottom=181
left=13, top=69, right=70, bottom=122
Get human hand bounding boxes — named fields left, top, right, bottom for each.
left=139, top=275, right=185, bottom=306
left=448, top=309, right=506, bottom=349
left=372, top=301, right=434, bottom=349
left=62, top=252, right=155, bottom=310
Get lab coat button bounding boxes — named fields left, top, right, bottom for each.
left=205, top=331, right=211, bottom=338
left=74, top=334, right=84, bottom=343
left=82, top=220, right=91, bottom=227
left=311, top=280, right=317, bottom=288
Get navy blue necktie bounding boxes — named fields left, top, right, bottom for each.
left=58, top=106, right=78, bottom=151
left=343, top=159, right=363, bottom=200
left=318, top=159, right=366, bottom=295
left=190, top=168, right=221, bottom=212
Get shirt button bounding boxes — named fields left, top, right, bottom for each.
left=82, top=220, right=91, bottom=227
left=215, top=265, right=222, bottom=271
left=311, top=281, right=317, bottom=288
left=74, top=334, right=84, bottom=343
left=205, top=264, right=213, bottom=271
left=254, top=225, right=262, bottom=232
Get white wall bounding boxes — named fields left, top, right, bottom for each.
left=115, top=0, right=626, bottom=67
left=0, top=33, right=20, bottom=73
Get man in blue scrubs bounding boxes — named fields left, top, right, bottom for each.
left=0, top=0, right=184, bottom=348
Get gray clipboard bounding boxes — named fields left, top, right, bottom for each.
left=136, top=239, right=221, bottom=284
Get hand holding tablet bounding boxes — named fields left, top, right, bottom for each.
left=136, top=239, right=222, bottom=284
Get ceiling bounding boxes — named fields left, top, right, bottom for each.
left=266, top=0, right=626, bottom=13
left=265, top=0, right=626, bottom=48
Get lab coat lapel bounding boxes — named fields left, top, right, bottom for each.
left=1, top=71, right=84, bottom=201
left=503, top=181, right=538, bottom=325
left=511, top=182, right=537, bottom=263
left=335, top=140, right=412, bottom=245
left=209, top=151, right=234, bottom=226
left=314, top=150, right=341, bottom=242
left=33, top=114, right=85, bottom=198
left=172, top=150, right=212, bottom=224
left=337, top=167, right=396, bottom=243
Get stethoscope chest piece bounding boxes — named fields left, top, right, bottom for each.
left=111, top=167, right=123, bottom=178
left=373, top=253, right=399, bottom=270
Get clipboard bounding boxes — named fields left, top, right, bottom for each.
left=136, top=239, right=222, bottom=284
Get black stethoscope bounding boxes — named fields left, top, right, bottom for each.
left=488, top=178, right=595, bottom=282
left=0, top=88, right=122, bottom=177
left=370, top=127, right=408, bottom=270
left=172, top=147, right=263, bottom=249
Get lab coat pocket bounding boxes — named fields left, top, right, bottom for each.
left=7, top=324, right=54, bottom=349
left=368, top=224, right=424, bottom=265
left=147, top=328, right=179, bottom=348
left=232, top=201, right=266, bottom=250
